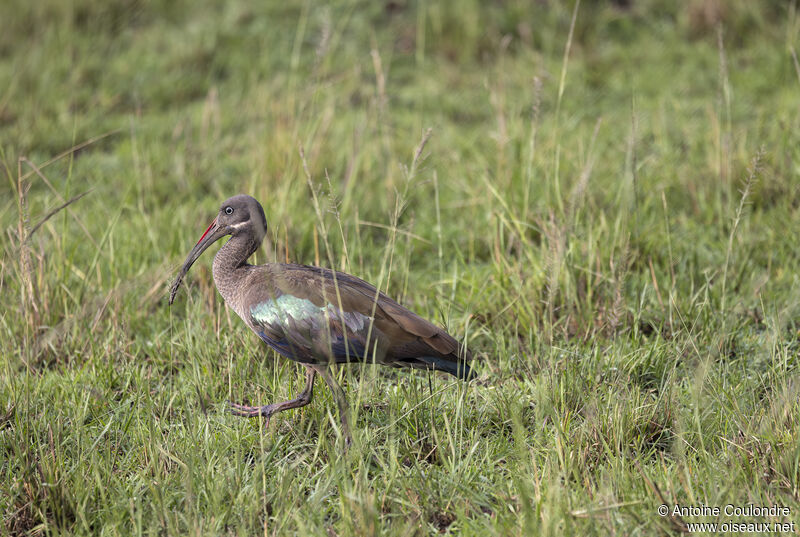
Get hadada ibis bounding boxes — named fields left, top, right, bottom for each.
left=169, top=194, right=473, bottom=444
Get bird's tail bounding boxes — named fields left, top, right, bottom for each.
left=417, top=356, right=475, bottom=381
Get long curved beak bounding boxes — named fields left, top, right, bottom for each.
left=169, top=217, right=229, bottom=304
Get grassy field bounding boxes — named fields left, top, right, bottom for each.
left=2, top=0, right=799, bottom=535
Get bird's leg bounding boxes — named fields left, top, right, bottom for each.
left=229, top=367, right=316, bottom=423
left=312, top=365, right=352, bottom=447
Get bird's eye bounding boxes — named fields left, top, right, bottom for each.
left=225, top=207, right=233, bottom=215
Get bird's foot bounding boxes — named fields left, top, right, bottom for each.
left=228, top=401, right=278, bottom=422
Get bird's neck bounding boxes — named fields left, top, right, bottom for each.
left=212, top=232, right=261, bottom=310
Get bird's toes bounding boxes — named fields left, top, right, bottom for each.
left=227, top=401, right=263, bottom=418
left=228, top=400, right=251, bottom=410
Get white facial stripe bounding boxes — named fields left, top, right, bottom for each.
left=228, top=208, right=266, bottom=242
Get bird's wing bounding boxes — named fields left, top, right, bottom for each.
left=275, top=264, right=470, bottom=360
left=248, top=289, right=374, bottom=364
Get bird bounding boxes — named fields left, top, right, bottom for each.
left=169, top=194, right=473, bottom=444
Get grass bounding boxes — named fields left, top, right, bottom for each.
left=1, top=0, right=799, bottom=534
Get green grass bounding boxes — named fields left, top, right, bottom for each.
left=2, top=0, right=799, bottom=535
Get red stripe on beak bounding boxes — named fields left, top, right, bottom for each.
left=196, top=217, right=217, bottom=245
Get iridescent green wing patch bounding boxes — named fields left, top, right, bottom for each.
left=249, top=294, right=371, bottom=362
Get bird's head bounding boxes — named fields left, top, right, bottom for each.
left=169, top=194, right=267, bottom=304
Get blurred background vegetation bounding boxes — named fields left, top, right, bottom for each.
left=1, top=0, right=799, bottom=535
